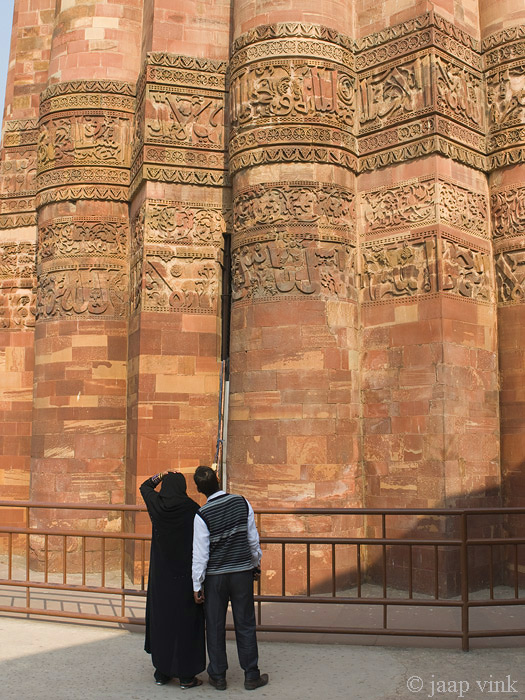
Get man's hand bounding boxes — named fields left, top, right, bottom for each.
left=253, top=567, right=261, bottom=581
left=194, top=590, right=205, bottom=604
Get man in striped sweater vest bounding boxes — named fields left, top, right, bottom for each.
left=192, top=466, right=268, bottom=691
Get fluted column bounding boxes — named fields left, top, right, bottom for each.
left=0, top=0, right=54, bottom=516
left=228, top=1, right=360, bottom=512
left=126, top=0, right=231, bottom=507
left=30, top=1, right=143, bottom=525
left=481, top=1, right=525, bottom=506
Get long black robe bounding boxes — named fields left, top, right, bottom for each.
left=140, top=472, right=205, bottom=679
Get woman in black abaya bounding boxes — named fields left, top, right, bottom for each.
left=140, top=471, right=205, bottom=689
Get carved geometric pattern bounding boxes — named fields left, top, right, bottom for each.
left=38, top=218, right=129, bottom=261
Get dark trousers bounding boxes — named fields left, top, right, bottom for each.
left=204, top=570, right=259, bottom=681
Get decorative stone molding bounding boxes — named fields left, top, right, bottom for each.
left=361, top=235, right=435, bottom=301
left=491, top=185, right=525, bottom=240
left=0, top=242, right=36, bottom=329
left=131, top=53, right=228, bottom=196
left=496, top=249, right=525, bottom=304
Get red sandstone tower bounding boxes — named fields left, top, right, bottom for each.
left=0, top=1, right=524, bottom=530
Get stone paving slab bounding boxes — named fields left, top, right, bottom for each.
left=0, top=615, right=524, bottom=700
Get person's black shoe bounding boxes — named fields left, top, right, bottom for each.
left=244, top=673, right=269, bottom=690
left=180, top=677, right=203, bottom=689
left=208, top=675, right=227, bottom=690
left=154, top=670, right=171, bottom=685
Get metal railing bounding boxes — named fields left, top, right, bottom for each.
left=1, top=501, right=525, bottom=650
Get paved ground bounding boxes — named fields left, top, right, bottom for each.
left=0, top=615, right=523, bottom=700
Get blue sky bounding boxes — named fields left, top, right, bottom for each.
left=0, top=0, right=16, bottom=122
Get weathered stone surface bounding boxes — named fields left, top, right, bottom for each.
left=0, top=2, right=524, bottom=571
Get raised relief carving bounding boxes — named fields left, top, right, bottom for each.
left=434, top=55, right=483, bottom=130
left=441, top=240, right=492, bottom=301
left=0, top=149, right=37, bottom=196
left=231, top=238, right=356, bottom=302
left=362, top=180, right=434, bottom=232
left=359, top=55, right=432, bottom=133
left=38, top=219, right=128, bottom=261
left=37, top=114, right=132, bottom=172
left=147, top=92, right=224, bottom=148
left=234, top=184, right=354, bottom=233
left=496, top=250, right=525, bottom=303
left=438, top=182, right=487, bottom=235
left=36, top=267, right=128, bottom=320
left=230, top=62, right=356, bottom=131
left=148, top=205, right=226, bottom=246
left=362, top=239, right=434, bottom=301
left=0, top=243, right=36, bottom=329
left=491, top=186, right=525, bottom=239
left=487, top=68, right=525, bottom=131
left=144, top=255, right=219, bottom=313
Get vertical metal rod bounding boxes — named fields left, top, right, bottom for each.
left=434, top=545, right=439, bottom=600
left=82, top=537, right=86, bottom=587
left=8, top=533, right=12, bottom=580
left=514, top=544, right=519, bottom=599
left=63, top=537, right=67, bottom=585
left=357, top=543, right=362, bottom=598
left=382, top=514, right=387, bottom=598
left=44, top=535, right=49, bottom=583
left=331, top=544, right=336, bottom=598
left=281, top=544, right=286, bottom=596
left=101, top=538, right=106, bottom=588
left=121, top=539, right=125, bottom=618
left=489, top=545, right=494, bottom=600
left=141, top=539, right=145, bottom=590
left=408, top=545, right=413, bottom=599
left=306, top=543, right=311, bottom=597
left=460, top=512, right=469, bottom=651
left=25, top=533, right=30, bottom=609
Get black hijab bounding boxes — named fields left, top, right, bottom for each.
left=143, top=472, right=200, bottom=571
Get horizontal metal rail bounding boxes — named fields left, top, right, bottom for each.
left=1, top=502, right=525, bottom=648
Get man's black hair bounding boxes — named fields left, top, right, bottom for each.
left=194, top=465, right=220, bottom=497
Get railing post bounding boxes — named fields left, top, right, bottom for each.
left=460, top=511, right=469, bottom=651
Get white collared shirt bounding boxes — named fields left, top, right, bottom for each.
left=192, top=490, right=262, bottom=591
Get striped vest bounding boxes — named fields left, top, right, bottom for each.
left=197, top=493, right=253, bottom=575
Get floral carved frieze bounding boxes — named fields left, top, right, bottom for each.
left=441, top=239, right=492, bottom=301
left=234, top=183, right=355, bottom=235
left=231, top=238, right=357, bottom=303
left=147, top=203, right=227, bottom=246
left=0, top=242, right=36, bottom=329
left=362, top=180, right=435, bottom=233
left=361, top=179, right=488, bottom=236
left=491, top=186, right=525, bottom=240
left=361, top=238, right=435, bottom=301
left=495, top=249, right=525, bottom=304
left=38, top=218, right=129, bottom=261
